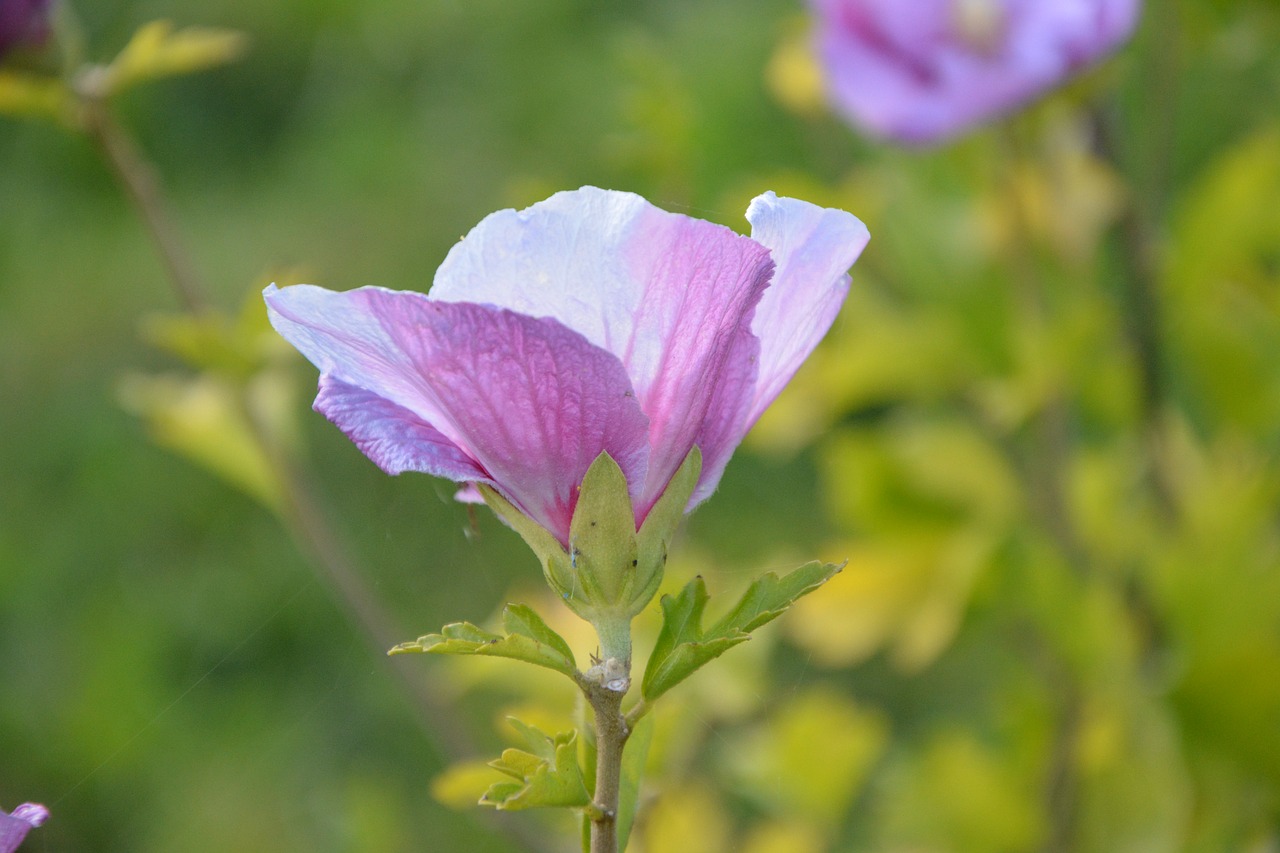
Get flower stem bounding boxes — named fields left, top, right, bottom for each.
left=583, top=677, right=630, bottom=853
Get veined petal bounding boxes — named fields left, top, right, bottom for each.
left=267, top=285, right=650, bottom=543
left=314, top=375, right=489, bottom=481
left=745, top=192, right=870, bottom=426
left=687, top=324, right=760, bottom=507
left=430, top=187, right=774, bottom=514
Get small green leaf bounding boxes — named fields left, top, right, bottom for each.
left=389, top=604, right=577, bottom=678
left=642, top=561, right=844, bottom=703
left=710, top=559, right=845, bottom=636
left=481, top=724, right=592, bottom=811
left=641, top=577, right=747, bottom=703
left=478, top=485, right=583, bottom=613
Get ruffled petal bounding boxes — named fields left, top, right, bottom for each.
left=430, top=187, right=774, bottom=514
left=314, top=375, right=489, bottom=481
left=745, top=192, right=869, bottom=426
left=1, top=804, right=47, bottom=853
left=267, top=284, right=650, bottom=543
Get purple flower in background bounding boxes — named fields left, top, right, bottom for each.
left=266, top=187, right=868, bottom=545
left=1, top=803, right=48, bottom=853
left=0, top=0, right=52, bottom=61
left=810, top=0, right=1142, bottom=144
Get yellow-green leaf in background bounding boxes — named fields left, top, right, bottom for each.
left=118, top=372, right=285, bottom=513
left=740, top=821, right=828, bottom=853
left=95, top=20, right=247, bottom=97
left=0, top=71, right=75, bottom=125
left=725, top=688, right=888, bottom=826
left=631, top=781, right=731, bottom=853
left=786, top=533, right=995, bottom=671
left=430, top=761, right=509, bottom=811
left=877, top=731, right=1043, bottom=853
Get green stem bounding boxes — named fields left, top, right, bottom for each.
left=593, top=613, right=632, bottom=672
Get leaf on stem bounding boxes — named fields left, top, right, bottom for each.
left=481, top=720, right=592, bottom=811
left=389, top=603, right=578, bottom=678
left=0, top=72, right=74, bottom=124
left=98, top=20, right=247, bottom=97
left=641, top=561, right=843, bottom=703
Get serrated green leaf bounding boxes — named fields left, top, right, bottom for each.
left=389, top=604, right=577, bottom=678
left=642, top=562, right=844, bottom=703
left=641, top=577, right=747, bottom=703
left=711, top=560, right=845, bottom=635
left=481, top=726, right=591, bottom=811
left=502, top=604, right=576, bottom=666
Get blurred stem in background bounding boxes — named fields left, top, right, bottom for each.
left=997, top=122, right=1085, bottom=853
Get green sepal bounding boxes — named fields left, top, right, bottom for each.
left=479, top=449, right=702, bottom=631
left=478, top=486, right=588, bottom=617
left=632, top=447, right=702, bottom=616
left=569, top=452, right=640, bottom=609
left=641, top=561, right=844, bottom=703
left=480, top=721, right=592, bottom=811
left=388, top=603, right=577, bottom=678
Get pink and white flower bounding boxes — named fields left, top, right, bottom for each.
left=266, top=187, right=868, bottom=545
left=810, top=0, right=1142, bottom=144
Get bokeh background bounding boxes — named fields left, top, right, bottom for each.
left=2, top=0, right=1279, bottom=851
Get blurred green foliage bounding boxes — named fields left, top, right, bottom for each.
left=2, top=0, right=1279, bottom=851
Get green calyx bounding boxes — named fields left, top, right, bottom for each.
left=479, top=447, right=702, bottom=659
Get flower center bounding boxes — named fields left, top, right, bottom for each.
left=952, top=0, right=1008, bottom=56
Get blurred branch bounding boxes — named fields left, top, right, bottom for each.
left=997, top=124, right=1089, bottom=575
left=81, top=101, right=208, bottom=314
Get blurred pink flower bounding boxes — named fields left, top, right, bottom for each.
left=810, top=0, right=1142, bottom=144
left=0, top=0, right=52, bottom=61
left=1, top=803, right=48, bottom=853
left=266, top=187, right=868, bottom=545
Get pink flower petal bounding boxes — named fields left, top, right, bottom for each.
left=267, top=285, right=650, bottom=543
left=745, top=192, right=870, bottom=426
left=686, top=193, right=870, bottom=506
left=314, top=375, right=489, bottom=481
left=1, top=804, right=47, bottom=853
left=429, top=187, right=774, bottom=515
